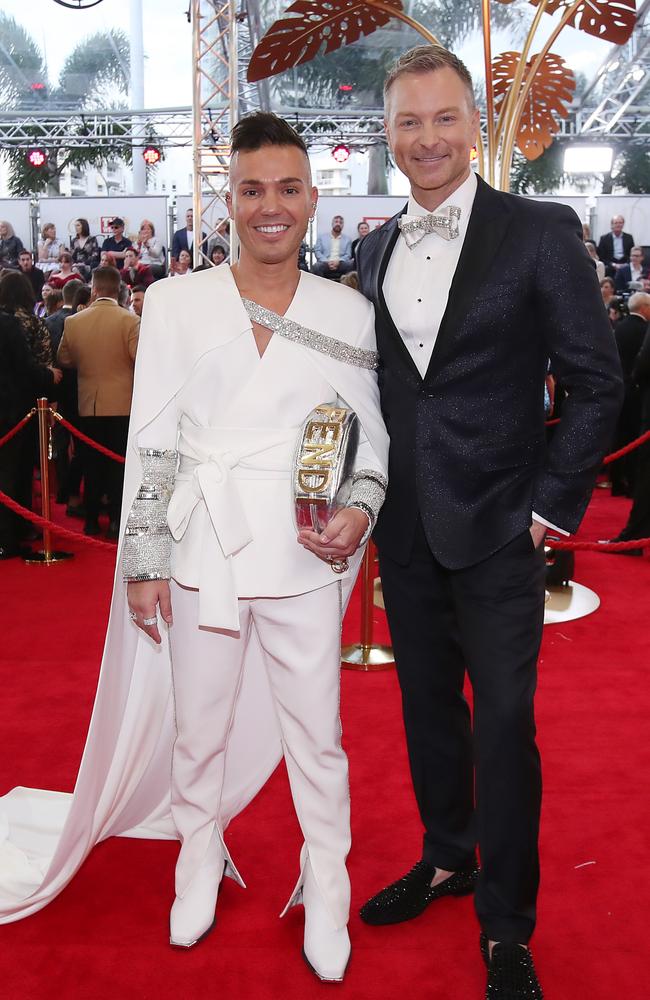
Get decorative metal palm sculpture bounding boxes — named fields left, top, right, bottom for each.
left=248, top=0, right=637, bottom=191
left=51, top=0, right=105, bottom=7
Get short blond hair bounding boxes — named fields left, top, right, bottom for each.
left=384, top=45, right=476, bottom=108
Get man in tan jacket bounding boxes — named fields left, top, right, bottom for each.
left=57, top=266, right=139, bottom=538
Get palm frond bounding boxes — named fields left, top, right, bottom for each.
left=56, top=30, right=130, bottom=107
left=0, top=13, right=47, bottom=108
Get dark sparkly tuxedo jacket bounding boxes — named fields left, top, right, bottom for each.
left=356, top=175, right=624, bottom=568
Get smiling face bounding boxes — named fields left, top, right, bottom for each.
left=140, top=221, right=153, bottom=240
left=385, top=67, right=479, bottom=210
left=226, top=143, right=317, bottom=267
left=358, top=221, right=370, bottom=237
left=178, top=249, right=192, bottom=268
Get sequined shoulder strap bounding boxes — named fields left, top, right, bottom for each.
left=242, top=298, right=378, bottom=371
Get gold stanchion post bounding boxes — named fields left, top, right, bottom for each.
left=341, top=541, right=394, bottom=671
left=24, top=398, right=73, bottom=564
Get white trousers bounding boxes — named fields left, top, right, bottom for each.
left=168, top=579, right=351, bottom=929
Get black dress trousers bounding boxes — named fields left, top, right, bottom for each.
left=378, top=517, right=546, bottom=945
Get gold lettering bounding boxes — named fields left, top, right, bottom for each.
left=298, top=470, right=331, bottom=493
left=301, top=441, right=337, bottom=466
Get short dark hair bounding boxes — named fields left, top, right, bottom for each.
left=231, top=111, right=308, bottom=157
left=384, top=45, right=476, bottom=109
left=71, top=283, right=92, bottom=312
left=92, top=265, right=121, bottom=298
left=131, top=284, right=147, bottom=294
left=76, top=218, right=90, bottom=238
left=0, top=270, right=35, bottom=313
left=62, top=279, right=84, bottom=306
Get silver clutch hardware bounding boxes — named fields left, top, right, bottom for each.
left=293, top=403, right=359, bottom=534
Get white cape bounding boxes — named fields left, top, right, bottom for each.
left=0, top=266, right=389, bottom=922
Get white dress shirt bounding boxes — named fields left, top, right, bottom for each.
left=613, top=233, right=624, bottom=259
left=384, top=171, right=477, bottom=379
left=383, top=171, right=567, bottom=535
left=329, top=234, right=341, bottom=263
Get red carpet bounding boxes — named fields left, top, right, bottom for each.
left=0, top=490, right=648, bottom=1000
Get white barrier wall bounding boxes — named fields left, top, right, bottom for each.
left=315, top=196, right=404, bottom=240
left=0, top=199, right=33, bottom=250
left=37, top=196, right=169, bottom=253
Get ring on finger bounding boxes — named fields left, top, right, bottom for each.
left=142, top=615, right=158, bottom=626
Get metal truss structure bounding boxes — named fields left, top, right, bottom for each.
left=7, top=1, right=650, bottom=205
left=573, top=0, right=650, bottom=141
left=0, top=107, right=390, bottom=151
left=191, top=0, right=237, bottom=265
left=0, top=108, right=193, bottom=150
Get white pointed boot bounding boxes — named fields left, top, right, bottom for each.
left=302, top=859, right=351, bottom=982
left=170, top=835, right=225, bottom=948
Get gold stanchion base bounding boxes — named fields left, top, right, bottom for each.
left=24, top=550, right=74, bottom=564
left=341, top=643, right=394, bottom=671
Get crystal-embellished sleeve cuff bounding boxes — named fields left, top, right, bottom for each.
left=122, top=448, right=178, bottom=582
left=346, top=469, right=388, bottom=545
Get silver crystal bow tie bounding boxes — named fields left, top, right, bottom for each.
left=398, top=205, right=461, bottom=248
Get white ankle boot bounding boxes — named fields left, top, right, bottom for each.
left=302, top=860, right=351, bottom=982
left=170, top=836, right=225, bottom=948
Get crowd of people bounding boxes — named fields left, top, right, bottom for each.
left=0, top=207, right=239, bottom=559
left=584, top=215, right=650, bottom=550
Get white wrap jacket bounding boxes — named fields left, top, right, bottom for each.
left=0, top=265, right=389, bottom=923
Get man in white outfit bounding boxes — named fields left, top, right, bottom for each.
left=124, top=112, right=389, bottom=980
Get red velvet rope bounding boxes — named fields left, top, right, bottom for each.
left=0, top=490, right=117, bottom=550
left=0, top=489, right=645, bottom=555
left=0, top=410, right=35, bottom=449
left=546, top=536, right=648, bottom=552
left=52, top=412, right=126, bottom=464
left=603, top=428, right=650, bottom=465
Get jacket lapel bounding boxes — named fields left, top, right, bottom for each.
left=423, top=175, right=513, bottom=382
left=373, top=207, right=423, bottom=382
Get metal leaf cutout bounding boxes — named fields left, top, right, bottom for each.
left=517, top=0, right=636, bottom=46
left=493, top=51, right=576, bottom=160
left=247, top=0, right=404, bottom=82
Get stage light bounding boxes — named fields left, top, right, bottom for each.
left=142, top=145, right=162, bottom=166
left=332, top=144, right=350, bottom=164
left=564, top=146, right=613, bottom=174
left=26, top=148, right=48, bottom=169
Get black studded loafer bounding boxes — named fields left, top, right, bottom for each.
left=359, top=858, right=479, bottom=926
left=483, top=935, right=543, bottom=999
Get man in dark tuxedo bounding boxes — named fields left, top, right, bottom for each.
left=606, top=296, right=650, bottom=549
left=17, top=250, right=44, bottom=301
left=170, top=208, right=208, bottom=269
left=609, top=292, right=650, bottom=496
left=355, top=45, right=623, bottom=999
left=614, top=245, right=649, bottom=292
left=597, top=215, right=635, bottom=274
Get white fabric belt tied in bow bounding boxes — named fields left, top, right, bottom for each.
left=167, top=453, right=253, bottom=632
left=166, top=426, right=297, bottom=632
left=398, top=205, right=461, bottom=248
